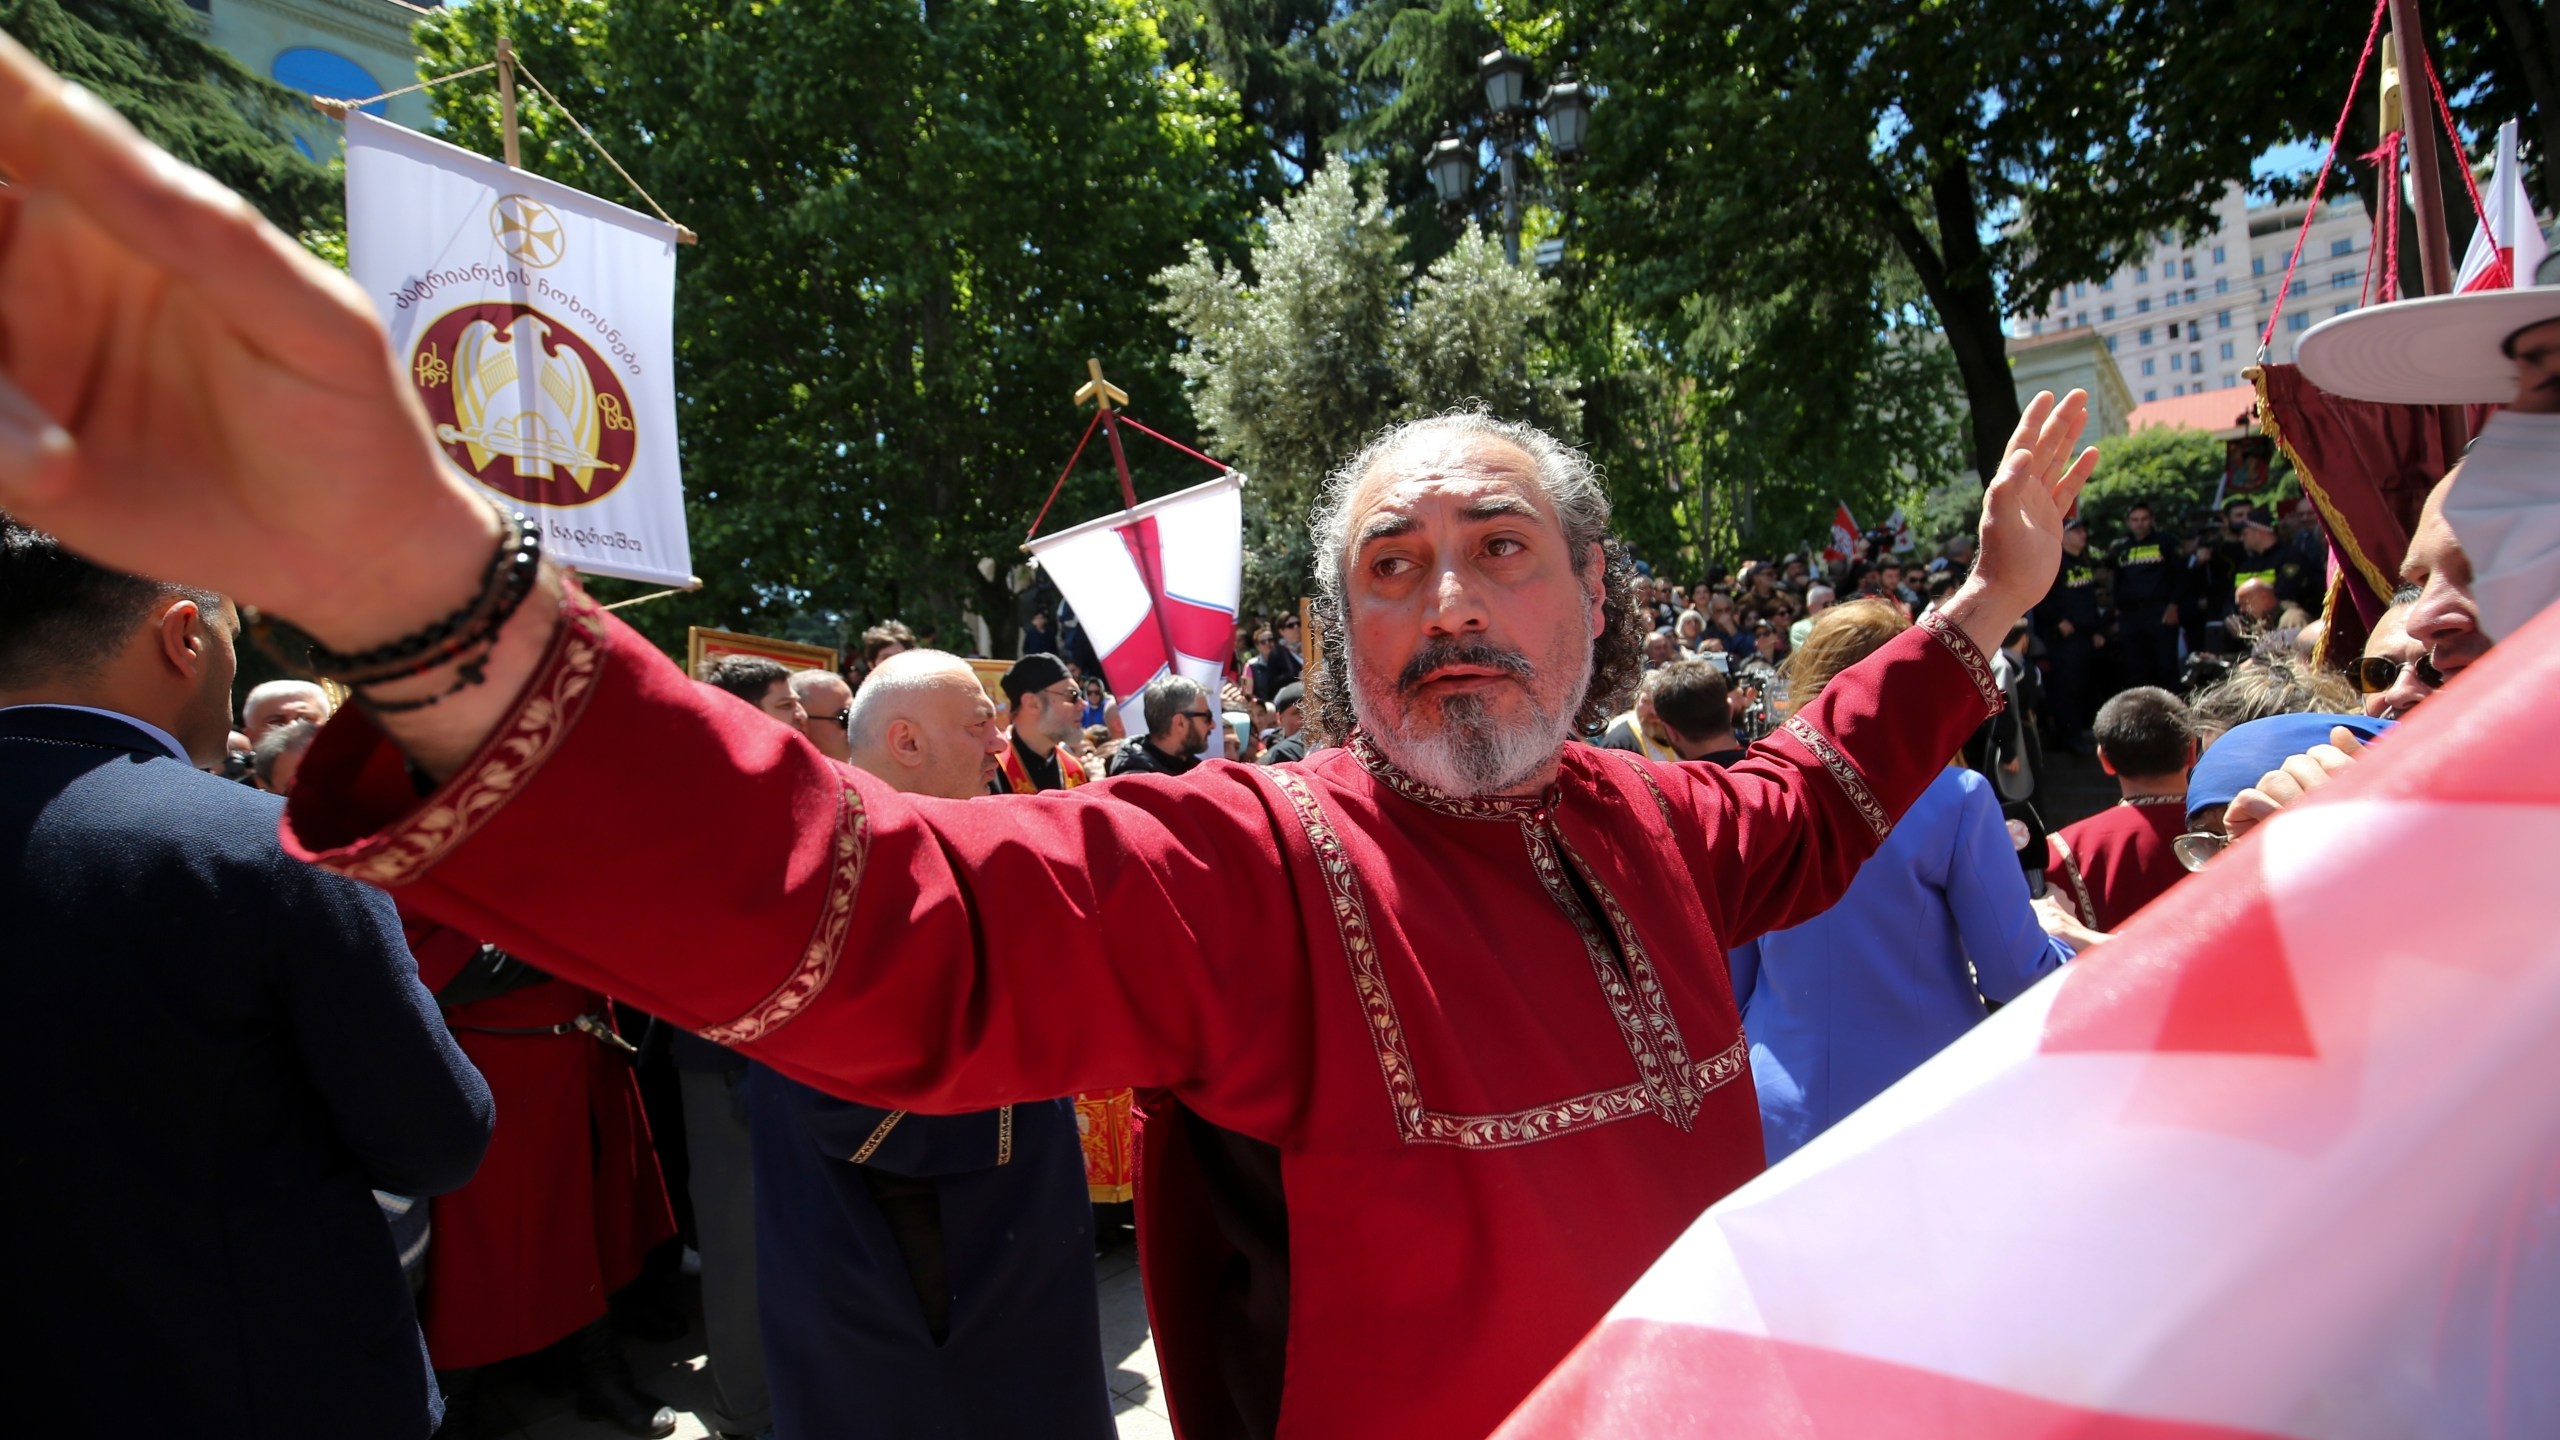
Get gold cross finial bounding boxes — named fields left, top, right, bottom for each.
left=1074, top=357, right=1129, bottom=414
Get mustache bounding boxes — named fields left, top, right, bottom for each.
left=1398, top=635, right=1536, bottom=692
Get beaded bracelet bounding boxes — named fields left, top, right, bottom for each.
left=246, top=503, right=544, bottom=697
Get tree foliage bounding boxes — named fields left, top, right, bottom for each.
left=416, top=0, right=1258, bottom=657
left=5, top=0, right=337, bottom=236
left=1156, top=163, right=1577, bottom=615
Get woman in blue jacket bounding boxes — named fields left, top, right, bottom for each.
left=1729, top=599, right=2074, bottom=1164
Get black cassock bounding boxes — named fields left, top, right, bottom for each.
left=747, top=1067, right=1115, bottom=1439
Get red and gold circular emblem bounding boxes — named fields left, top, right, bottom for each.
left=408, top=301, right=638, bottom=508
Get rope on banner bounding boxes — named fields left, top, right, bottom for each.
left=2260, top=0, right=2392, bottom=359
left=1024, top=407, right=1106, bottom=543
left=508, top=56, right=698, bottom=246
left=308, top=61, right=499, bottom=118
left=2419, top=47, right=2496, bottom=256
left=1115, top=414, right=1233, bottom=473
left=601, top=583, right=702, bottom=613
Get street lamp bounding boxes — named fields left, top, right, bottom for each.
left=1423, top=127, right=1474, bottom=209
left=1479, top=48, right=1533, bottom=118
left=1540, top=65, right=1590, bottom=161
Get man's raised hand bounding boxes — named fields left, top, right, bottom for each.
left=0, top=30, right=497, bottom=650
left=1940, top=389, right=2100, bottom=657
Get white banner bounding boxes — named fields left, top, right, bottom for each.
left=344, top=112, right=692, bottom=586
left=1026, top=472, right=1244, bottom=757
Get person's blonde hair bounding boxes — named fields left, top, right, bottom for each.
left=1782, top=597, right=1910, bottom=706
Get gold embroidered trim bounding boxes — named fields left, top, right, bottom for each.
left=1779, top=715, right=1892, bottom=840
left=1348, top=729, right=1548, bottom=820
left=1613, top=750, right=1677, bottom=828
left=849, top=1110, right=904, bottom=1165
left=2048, top=833, right=2097, bottom=928
left=1543, top=825, right=1701, bottom=1130
left=698, top=777, right=872, bottom=1044
left=339, top=586, right=609, bottom=887
left=1918, top=608, right=2003, bottom=714
left=997, top=1105, right=1014, bottom=1165
left=1264, top=766, right=1735, bottom=1150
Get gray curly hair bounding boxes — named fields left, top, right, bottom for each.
left=1304, top=411, right=1642, bottom=743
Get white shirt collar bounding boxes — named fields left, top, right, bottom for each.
left=0, top=704, right=194, bottom=764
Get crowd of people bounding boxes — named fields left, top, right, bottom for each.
left=5, top=34, right=2555, bottom=1440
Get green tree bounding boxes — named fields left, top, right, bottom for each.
left=1155, top=163, right=1577, bottom=614
left=2074, top=425, right=2282, bottom=538
left=416, top=0, right=1259, bottom=657
left=5, top=0, right=337, bottom=236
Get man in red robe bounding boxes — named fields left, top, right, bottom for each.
left=0, top=49, right=2096, bottom=1439
left=2047, top=686, right=2196, bottom=932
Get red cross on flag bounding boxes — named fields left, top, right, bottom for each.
left=2457, top=120, right=2548, bottom=295
left=1025, top=472, right=1244, bottom=751
left=1494, top=602, right=2560, bottom=1439
left=1824, top=502, right=1860, bottom=567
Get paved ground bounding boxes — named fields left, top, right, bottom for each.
left=480, top=1213, right=1167, bottom=1439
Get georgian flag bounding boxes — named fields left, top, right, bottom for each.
left=1495, top=601, right=2560, bottom=1440
left=2457, top=120, right=2548, bottom=294
left=1824, top=502, right=1860, bottom=567
left=1025, top=472, right=1244, bottom=756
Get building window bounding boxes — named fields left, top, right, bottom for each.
left=2335, top=302, right=2353, bottom=315
left=2252, top=256, right=2266, bottom=276
left=2332, top=270, right=2355, bottom=289
left=2169, top=353, right=2182, bottom=372
left=2138, top=327, right=2152, bottom=345
left=2137, top=297, right=2151, bottom=313
left=2182, top=260, right=2196, bottom=279
left=2078, top=312, right=2091, bottom=327
left=2217, top=309, right=2232, bottom=330
left=2216, top=276, right=2230, bottom=294
left=2164, top=291, right=2179, bottom=308
left=2135, top=265, right=2150, bottom=283
left=2190, top=351, right=2203, bottom=371
left=2220, top=340, right=2235, bottom=360
left=2145, top=389, right=2159, bottom=402
left=2185, top=288, right=2197, bottom=304
left=2102, top=305, right=2117, bottom=322
left=2075, top=282, right=2088, bottom=298
left=2142, top=358, right=2156, bottom=376
left=2331, top=237, right=2354, bottom=256
left=2104, top=335, right=2117, bottom=353
left=2213, top=244, right=2227, bottom=264
left=2287, top=312, right=2310, bottom=332
left=2173, top=383, right=2187, bottom=397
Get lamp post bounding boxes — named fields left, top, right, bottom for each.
left=1420, top=51, right=1595, bottom=268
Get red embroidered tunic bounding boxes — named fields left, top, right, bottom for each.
left=282, top=589, right=2002, bottom=1440
left=2050, top=797, right=2190, bottom=932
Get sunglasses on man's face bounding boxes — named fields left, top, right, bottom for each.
left=2350, top=652, right=2443, bottom=696
left=812, top=709, right=852, bottom=728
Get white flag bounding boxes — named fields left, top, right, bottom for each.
left=1496, top=605, right=2560, bottom=1440
left=1026, top=473, right=1244, bottom=756
left=344, top=113, right=692, bottom=586
left=2457, top=120, right=2549, bottom=294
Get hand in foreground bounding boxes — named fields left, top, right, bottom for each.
left=2222, top=727, right=2367, bottom=843
left=0, top=31, right=495, bottom=649
left=1941, top=389, right=2100, bottom=657
left=2032, top=893, right=2107, bottom=954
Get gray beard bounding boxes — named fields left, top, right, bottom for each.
left=1346, top=641, right=1590, bottom=798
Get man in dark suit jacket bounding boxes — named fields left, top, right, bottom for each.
left=0, top=522, right=494, bottom=1440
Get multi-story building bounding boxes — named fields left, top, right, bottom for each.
left=2017, top=183, right=2374, bottom=407
left=188, top=0, right=437, bottom=155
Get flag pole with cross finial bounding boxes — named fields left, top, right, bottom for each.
left=1072, top=358, right=1184, bottom=695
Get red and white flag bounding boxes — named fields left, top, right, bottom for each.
left=2457, top=120, right=2548, bottom=294
left=1025, top=472, right=1243, bottom=752
left=1824, top=503, right=1860, bottom=566
left=1496, top=603, right=2560, bottom=1440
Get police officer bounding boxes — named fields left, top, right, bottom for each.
left=2108, top=501, right=2183, bottom=691
left=2034, top=514, right=2105, bottom=749
left=2227, top=507, right=2322, bottom=616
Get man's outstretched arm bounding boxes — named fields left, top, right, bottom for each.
left=0, top=31, right=544, bottom=775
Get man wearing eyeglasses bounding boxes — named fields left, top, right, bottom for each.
left=1104, top=674, right=1212, bottom=778
left=2352, top=595, right=2439, bottom=722
left=790, top=668, right=856, bottom=765
left=992, top=653, right=1089, bottom=794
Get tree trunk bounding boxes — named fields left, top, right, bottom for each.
left=1871, top=149, right=2022, bottom=486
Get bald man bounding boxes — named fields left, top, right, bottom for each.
left=239, top=678, right=328, bottom=738
left=788, top=668, right=854, bottom=764
left=747, top=651, right=1112, bottom=1440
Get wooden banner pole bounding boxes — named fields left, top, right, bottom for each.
left=495, top=36, right=523, bottom=170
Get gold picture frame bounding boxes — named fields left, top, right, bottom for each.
left=686, top=627, right=841, bottom=680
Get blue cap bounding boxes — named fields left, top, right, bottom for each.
left=2188, top=712, right=2394, bottom=822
